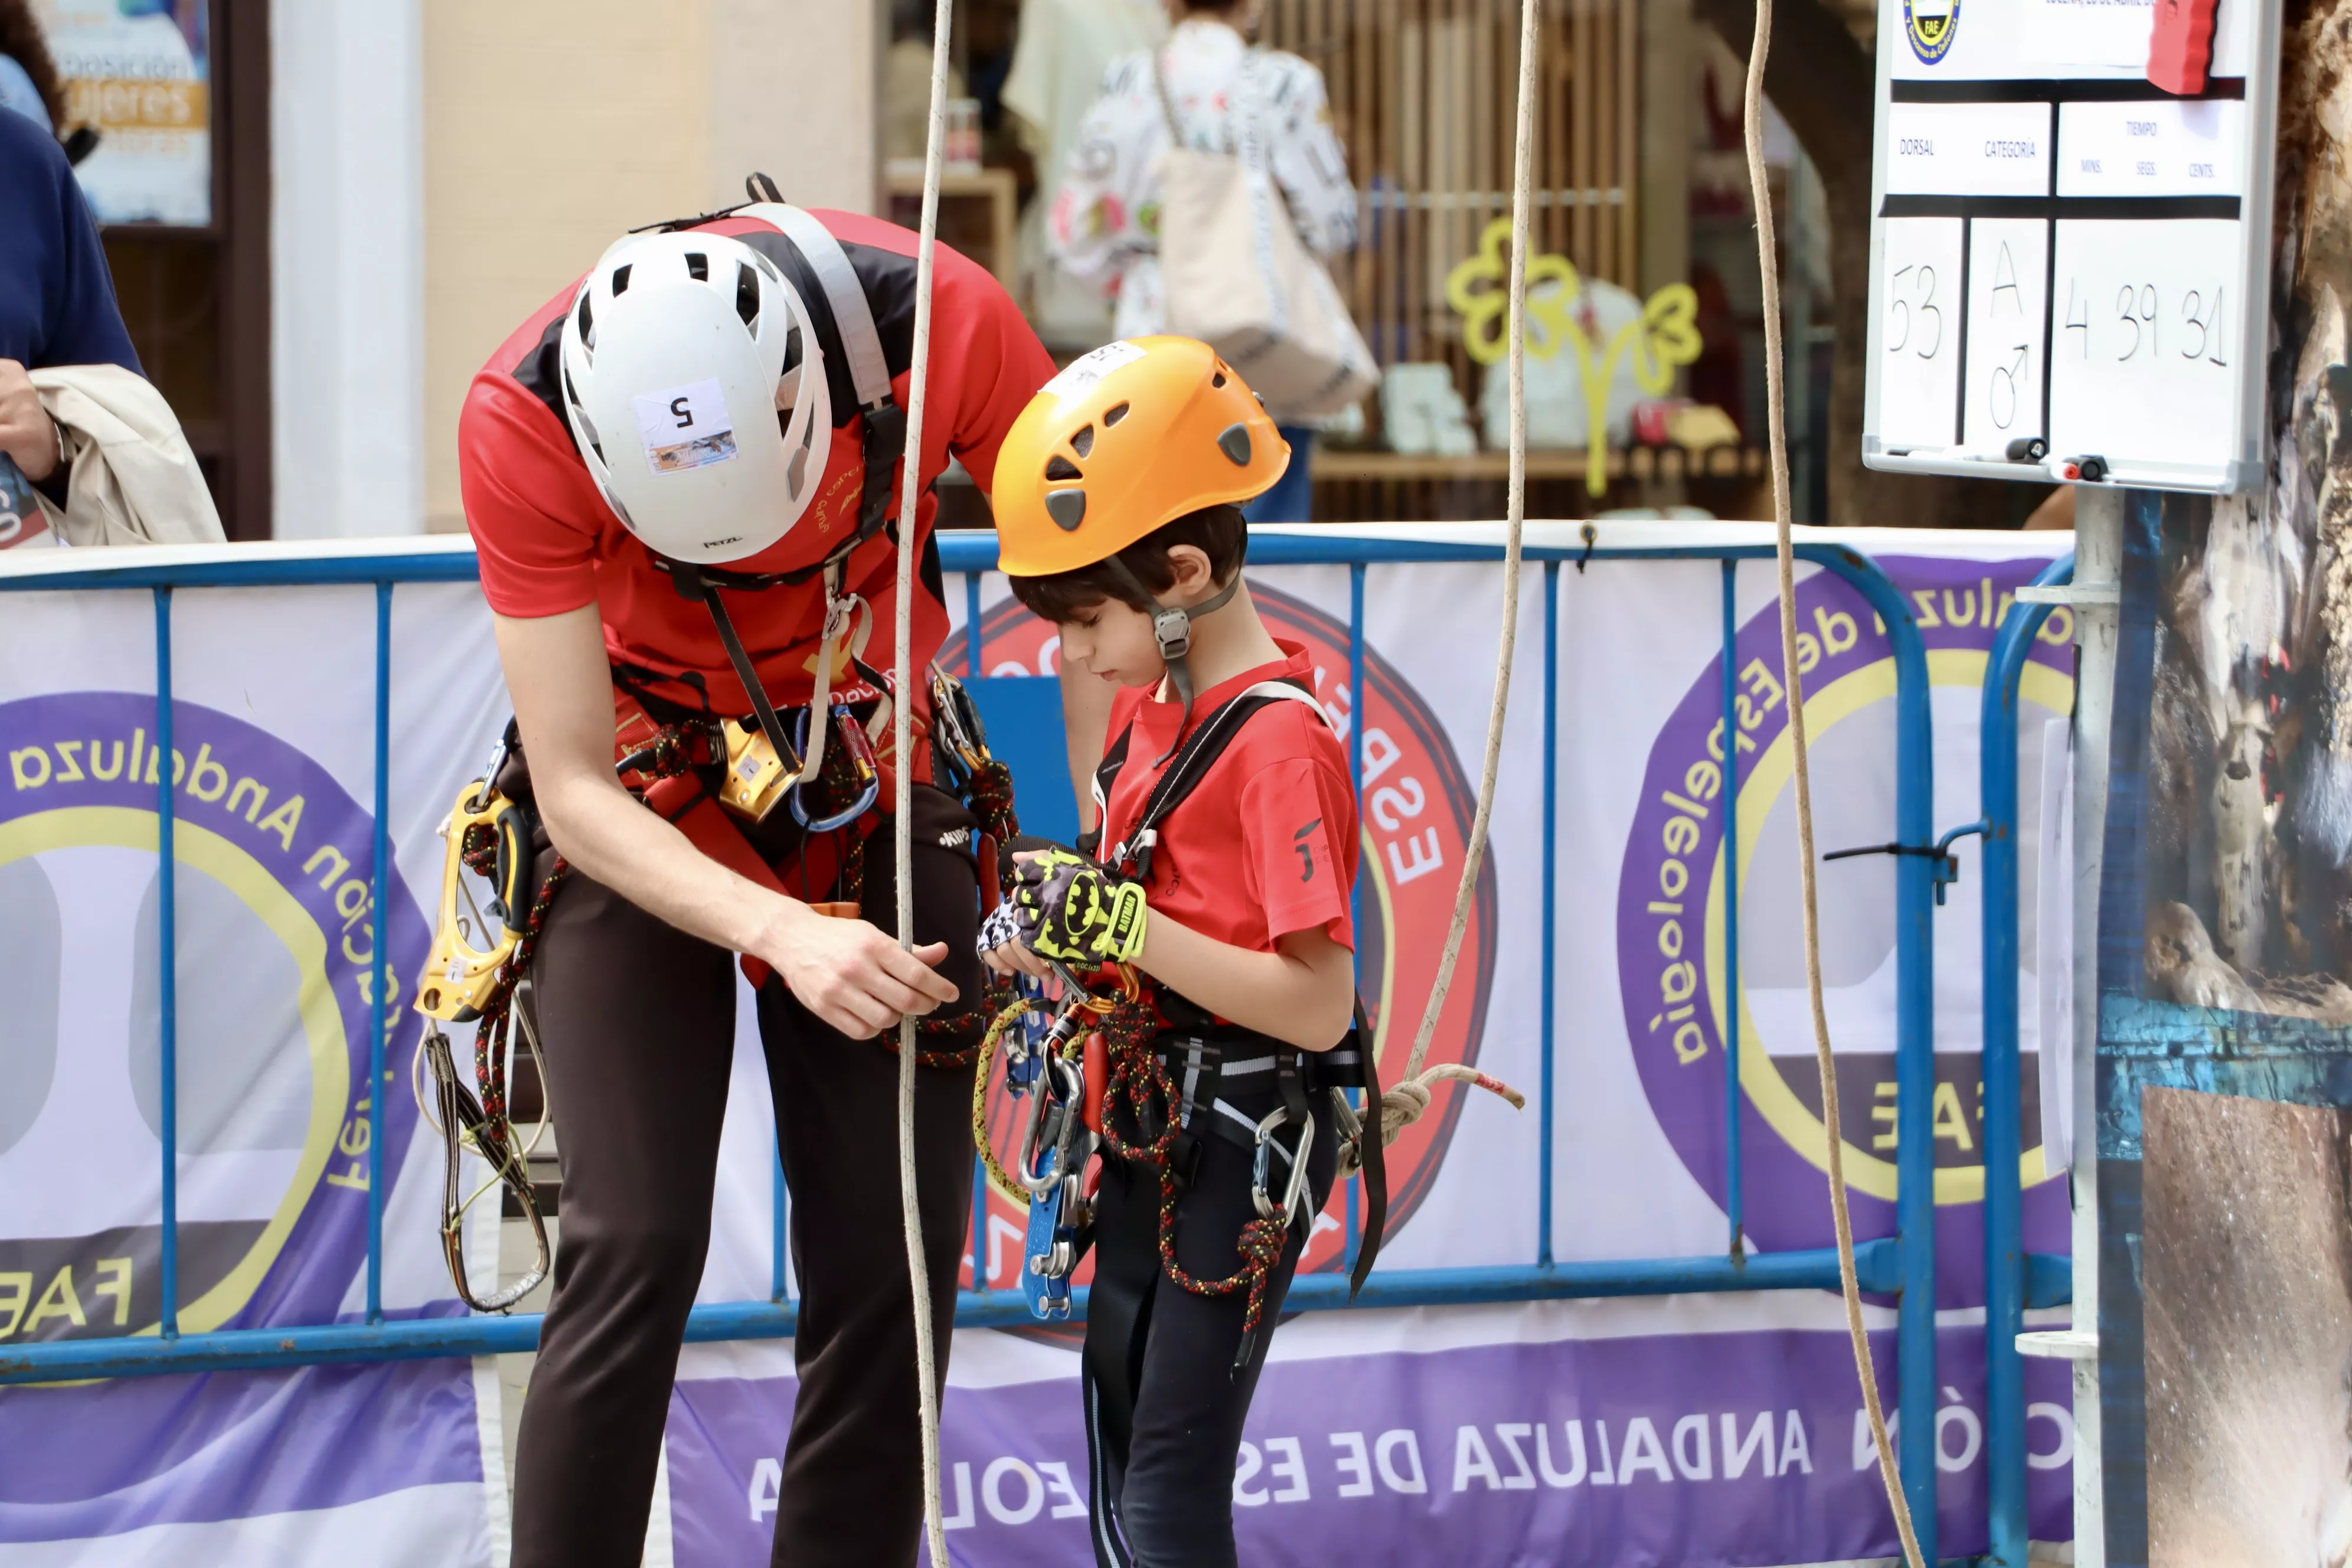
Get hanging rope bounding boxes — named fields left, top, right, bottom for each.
left=1740, top=4, right=1923, bottom=1563
left=898, top=0, right=956, bottom=1559
left=1380, top=0, right=1542, bottom=1147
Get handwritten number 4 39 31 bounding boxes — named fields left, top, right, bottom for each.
left=2061, top=280, right=2229, bottom=366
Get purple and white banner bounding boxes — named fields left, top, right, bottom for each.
left=0, top=549, right=512, bottom=1565
left=0, top=524, right=2070, bottom=1566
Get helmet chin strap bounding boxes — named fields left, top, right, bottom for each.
left=1100, top=556, right=1242, bottom=756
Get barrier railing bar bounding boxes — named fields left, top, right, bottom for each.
left=1346, top=560, right=1366, bottom=1272
left=1721, top=561, right=1743, bottom=1256
left=5, top=525, right=2021, bottom=1539
left=1868, top=551, right=1942, bottom=1560
left=0, top=534, right=1994, bottom=592
left=368, top=583, right=392, bottom=1323
left=1, top=1241, right=1907, bottom=1384
left=965, top=570, right=984, bottom=678
left=970, top=1156, right=989, bottom=1295
left=1538, top=561, right=1557, bottom=1269
left=152, top=586, right=179, bottom=1339
left=1979, top=551, right=2073, bottom=1568
left=772, top=1145, right=788, bottom=1303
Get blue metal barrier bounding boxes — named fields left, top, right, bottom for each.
left=0, top=528, right=2027, bottom=1562
left=1974, top=551, right=2076, bottom=1568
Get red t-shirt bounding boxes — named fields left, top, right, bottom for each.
left=458, top=209, right=1056, bottom=724
left=1096, top=640, right=1358, bottom=956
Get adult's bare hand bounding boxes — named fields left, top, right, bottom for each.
left=0, top=361, right=60, bottom=483
left=756, top=903, right=959, bottom=1039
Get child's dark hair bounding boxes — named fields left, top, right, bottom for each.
left=1007, top=503, right=1249, bottom=624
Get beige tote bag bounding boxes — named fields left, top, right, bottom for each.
left=1151, top=51, right=1376, bottom=422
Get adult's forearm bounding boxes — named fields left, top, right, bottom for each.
left=535, top=770, right=809, bottom=958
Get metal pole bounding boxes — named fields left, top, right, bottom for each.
left=971, top=1155, right=989, bottom=1293
left=1539, top=560, right=1559, bottom=1268
left=1721, top=561, right=1743, bottom=1253
left=1980, top=554, right=2073, bottom=1566
left=2069, top=486, right=2126, bottom=1568
left=153, top=587, right=179, bottom=1338
left=368, top=583, right=392, bottom=1324
left=965, top=571, right=984, bottom=678
left=772, top=1143, right=789, bottom=1303
left=1347, top=561, right=1367, bottom=1270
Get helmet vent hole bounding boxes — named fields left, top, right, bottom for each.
left=1070, top=424, right=1095, bottom=459
left=1216, top=422, right=1253, bottom=466
left=1044, top=455, right=1084, bottom=482
left=610, top=264, right=632, bottom=295
left=685, top=251, right=710, bottom=282
left=576, top=293, right=596, bottom=354
left=1045, top=490, right=1087, bottom=531
left=1211, top=370, right=1228, bottom=389
left=1103, top=401, right=1129, bottom=427
left=736, top=263, right=760, bottom=328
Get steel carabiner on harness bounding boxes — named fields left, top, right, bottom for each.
left=788, top=702, right=882, bottom=831
left=1249, top=1105, right=1317, bottom=1227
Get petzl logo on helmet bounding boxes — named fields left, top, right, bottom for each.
left=1613, top=557, right=2072, bottom=1298
left=946, top=580, right=1497, bottom=1289
left=1904, top=0, right=1959, bottom=63
left=0, top=691, right=429, bottom=1350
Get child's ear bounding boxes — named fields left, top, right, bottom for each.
left=1165, top=544, right=1214, bottom=598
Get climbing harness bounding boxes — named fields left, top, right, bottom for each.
left=1739, top=0, right=1921, bottom=1560
left=972, top=679, right=1446, bottom=1368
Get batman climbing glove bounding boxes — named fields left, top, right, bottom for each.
left=1010, top=848, right=1148, bottom=966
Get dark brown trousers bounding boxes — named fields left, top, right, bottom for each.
left=508, top=785, right=982, bottom=1568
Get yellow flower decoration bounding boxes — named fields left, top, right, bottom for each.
left=1444, top=216, right=1578, bottom=366
left=1444, top=217, right=1705, bottom=495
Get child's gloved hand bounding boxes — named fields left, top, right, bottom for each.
left=975, top=898, right=1023, bottom=959
left=1010, top=847, right=1148, bottom=966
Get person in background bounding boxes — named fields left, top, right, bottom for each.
left=1047, top=0, right=1356, bottom=525
left=0, top=0, right=61, bottom=132
left=0, top=0, right=218, bottom=547
left=0, top=4, right=139, bottom=524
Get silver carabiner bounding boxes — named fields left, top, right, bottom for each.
left=1250, top=1106, right=1316, bottom=1224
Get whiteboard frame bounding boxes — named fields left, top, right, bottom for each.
left=1860, top=0, right=2283, bottom=496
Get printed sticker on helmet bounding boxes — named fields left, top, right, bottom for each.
left=633, top=377, right=741, bottom=475
left=1041, top=339, right=1148, bottom=404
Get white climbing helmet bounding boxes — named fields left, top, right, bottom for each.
left=556, top=228, right=832, bottom=564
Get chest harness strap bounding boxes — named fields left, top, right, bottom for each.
left=654, top=197, right=912, bottom=799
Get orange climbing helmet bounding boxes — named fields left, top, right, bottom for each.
left=994, top=337, right=1289, bottom=579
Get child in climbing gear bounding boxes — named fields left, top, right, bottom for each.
left=980, top=335, right=1367, bottom=1568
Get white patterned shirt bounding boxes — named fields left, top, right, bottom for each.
left=1047, top=18, right=1358, bottom=341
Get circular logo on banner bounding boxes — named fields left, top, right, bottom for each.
left=1904, top=0, right=1960, bottom=63
left=0, top=692, right=427, bottom=1350
left=1615, top=561, right=2072, bottom=1275
left=943, top=580, right=1498, bottom=1282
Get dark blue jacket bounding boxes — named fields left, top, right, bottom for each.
left=0, top=108, right=141, bottom=374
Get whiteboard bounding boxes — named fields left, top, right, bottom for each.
left=1861, top=0, right=2281, bottom=494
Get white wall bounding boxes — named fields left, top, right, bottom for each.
left=270, top=0, right=426, bottom=539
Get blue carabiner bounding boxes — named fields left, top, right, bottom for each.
left=788, top=704, right=882, bottom=831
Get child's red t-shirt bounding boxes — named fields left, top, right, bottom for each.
left=1095, top=639, right=1358, bottom=955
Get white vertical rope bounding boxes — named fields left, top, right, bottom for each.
left=1399, top=0, right=1539, bottom=1091
left=898, top=0, right=956, bottom=1559
left=1740, top=4, right=1923, bottom=1564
